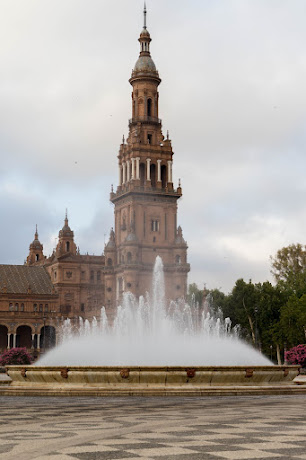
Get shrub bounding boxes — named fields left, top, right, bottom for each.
left=0, top=347, right=33, bottom=366
left=285, top=344, right=306, bottom=367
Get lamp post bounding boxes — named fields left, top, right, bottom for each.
left=254, top=307, right=258, bottom=349
left=43, top=316, right=46, bottom=354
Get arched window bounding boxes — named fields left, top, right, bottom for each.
left=9, top=303, right=13, bottom=311
left=147, top=98, right=152, bottom=117
left=175, top=255, right=181, bottom=265
left=36, top=254, right=39, bottom=261
left=45, top=304, right=48, bottom=312
left=15, top=303, right=19, bottom=312
left=127, top=252, right=132, bottom=263
left=66, top=241, right=70, bottom=252
left=33, top=303, right=38, bottom=312
left=20, top=303, right=24, bottom=312
left=39, top=304, right=43, bottom=312
left=107, top=258, right=113, bottom=266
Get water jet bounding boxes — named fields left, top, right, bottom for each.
left=2, top=258, right=304, bottom=396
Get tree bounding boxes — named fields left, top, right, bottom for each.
left=270, top=244, right=306, bottom=296
left=187, top=283, right=204, bottom=307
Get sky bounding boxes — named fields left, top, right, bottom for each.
left=0, top=0, right=305, bottom=293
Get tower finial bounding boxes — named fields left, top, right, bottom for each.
left=65, top=208, right=68, bottom=225
left=143, top=2, right=147, bottom=29
left=35, top=224, right=38, bottom=239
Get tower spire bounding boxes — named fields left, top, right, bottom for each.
left=143, top=2, right=147, bottom=29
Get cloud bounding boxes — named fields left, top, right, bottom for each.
left=0, top=0, right=305, bottom=294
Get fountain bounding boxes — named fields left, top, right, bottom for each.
left=2, top=257, right=303, bottom=396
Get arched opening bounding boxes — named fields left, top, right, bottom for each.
left=36, top=254, right=39, bottom=261
left=16, top=325, right=32, bottom=349
left=138, top=98, right=144, bottom=117
left=9, top=303, right=13, bottom=311
left=150, top=164, right=156, bottom=187
left=66, top=241, right=70, bottom=252
left=140, top=163, right=146, bottom=186
left=107, top=258, right=113, bottom=266
left=127, top=252, right=132, bottom=263
left=133, top=100, right=136, bottom=118
left=0, top=325, right=8, bottom=351
left=147, top=98, right=152, bottom=117
left=15, top=303, right=19, bottom=312
left=175, top=255, right=181, bottom=265
left=161, top=165, right=167, bottom=188
left=40, top=326, right=56, bottom=351
left=21, top=303, right=24, bottom=312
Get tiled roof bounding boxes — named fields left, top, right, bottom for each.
left=0, top=265, right=54, bottom=295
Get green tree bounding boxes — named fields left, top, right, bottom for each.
left=187, top=283, right=204, bottom=307
left=278, top=294, right=306, bottom=348
left=270, top=244, right=306, bottom=296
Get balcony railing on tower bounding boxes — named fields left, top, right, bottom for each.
left=129, top=116, right=162, bottom=126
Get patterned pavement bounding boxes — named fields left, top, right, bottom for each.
left=1, top=395, right=306, bottom=459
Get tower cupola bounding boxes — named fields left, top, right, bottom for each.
left=26, top=225, right=45, bottom=265
left=56, top=211, right=77, bottom=256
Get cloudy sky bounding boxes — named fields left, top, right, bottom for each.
left=0, top=0, right=305, bottom=293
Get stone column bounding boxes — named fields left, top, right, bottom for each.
left=13, top=333, right=16, bottom=348
left=7, top=333, right=11, bottom=349
left=31, top=334, right=35, bottom=350
left=37, top=334, right=41, bottom=351
left=126, top=160, right=130, bottom=182
left=131, top=158, right=135, bottom=180
left=119, top=165, right=122, bottom=186
left=122, top=162, right=126, bottom=184
left=157, top=159, right=162, bottom=182
left=146, top=158, right=151, bottom=181
left=136, top=157, right=140, bottom=180
left=167, top=160, right=173, bottom=183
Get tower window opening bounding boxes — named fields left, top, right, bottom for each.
left=66, top=241, right=70, bottom=252
left=107, top=258, right=113, bottom=266
left=81, top=303, right=85, bottom=312
left=147, top=98, right=152, bottom=117
left=151, top=220, right=159, bottom=232
left=150, top=164, right=156, bottom=187
left=175, top=255, right=181, bottom=265
left=140, top=162, right=146, bottom=186
left=35, top=254, right=39, bottom=261
left=161, top=165, right=167, bottom=188
left=127, top=252, right=132, bottom=263
left=147, top=134, right=152, bottom=144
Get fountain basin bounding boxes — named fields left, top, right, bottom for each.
left=2, top=365, right=305, bottom=396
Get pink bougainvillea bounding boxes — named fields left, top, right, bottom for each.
left=285, top=344, right=306, bottom=367
left=0, top=347, right=33, bottom=366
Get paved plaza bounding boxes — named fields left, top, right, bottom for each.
left=1, top=395, right=306, bottom=459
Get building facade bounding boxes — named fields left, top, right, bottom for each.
left=0, top=8, right=189, bottom=353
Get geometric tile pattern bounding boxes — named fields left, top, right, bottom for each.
left=1, top=395, right=306, bottom=460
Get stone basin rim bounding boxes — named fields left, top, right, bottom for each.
left=6, top=365, right=300, bottom=371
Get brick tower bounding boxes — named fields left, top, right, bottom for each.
left=108, top=5, right=190, bottom=305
